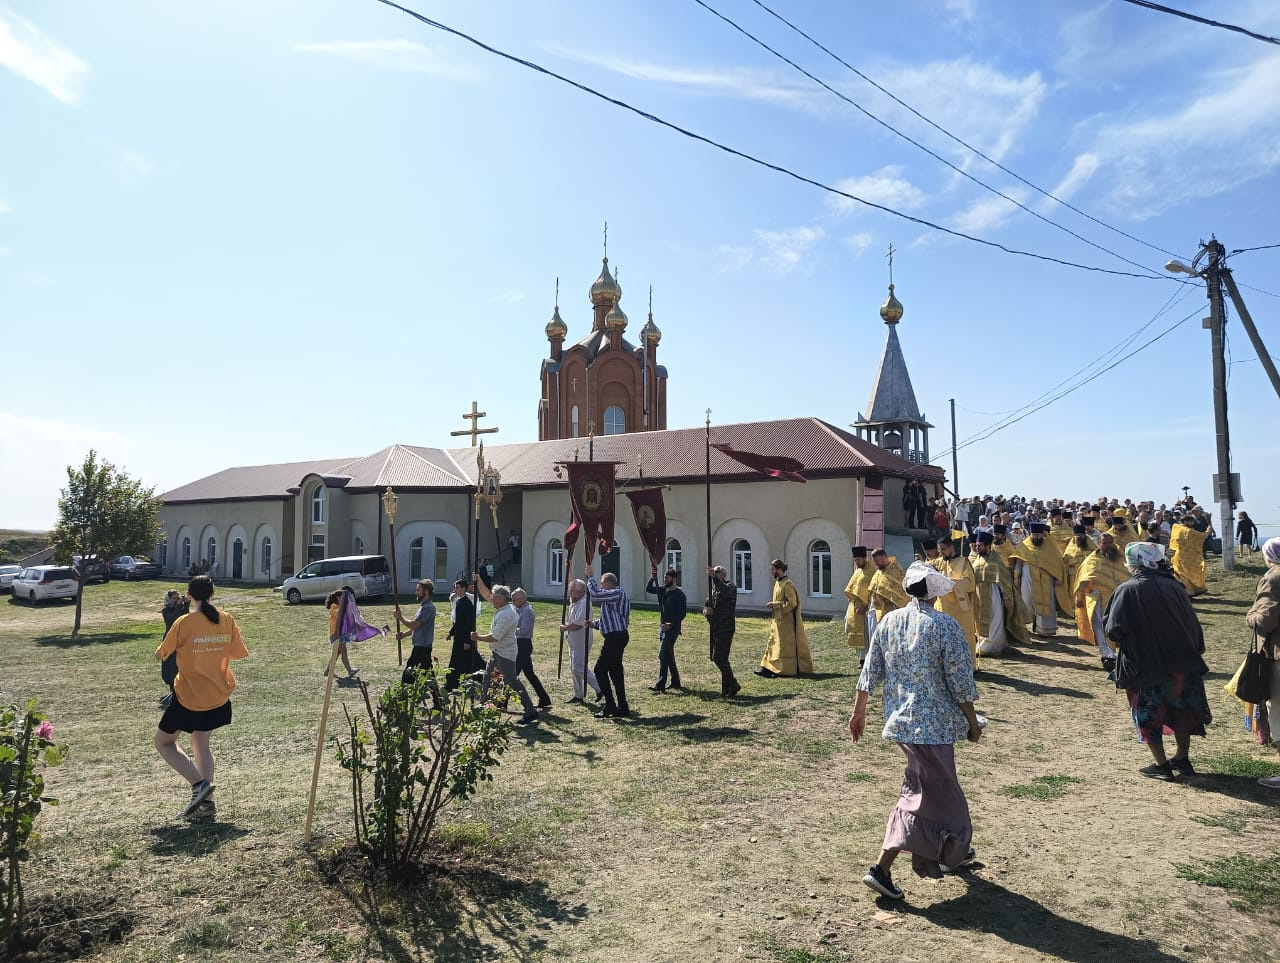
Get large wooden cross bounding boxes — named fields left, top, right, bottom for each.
left=450, top=401, right=499, bottom=446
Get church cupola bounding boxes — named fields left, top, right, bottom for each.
left=604, top=291, right=628, bottom=334
left=880, top=283, right=904, bottom=324
left=590, top=257, right=620, bottom=308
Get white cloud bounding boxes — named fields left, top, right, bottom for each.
left=755, top=226, right=825, bottom=273
left=488, top=290, right=525, bottom=305
left=845, top=232, right=875, bottom=256
left=293, top=39, right=476, bottom=79
left=711, top=244, right=753, bottom=274
left=828, top=166, right=926, bottom=217
left=950, top=187, right=1029, bottom=234
left=872, top=60, right=1046, bottom=167
left=0, top=10, right=89, bottom=105
left=944, top=0, right=977, bottom=20
left=551, top=48, right=824, bottom=114
left=110, top=146, right=153, bottom=189
left=1042, top=153, right=1099, bottom=209
left=1091, top=52, right=1280, bottom=218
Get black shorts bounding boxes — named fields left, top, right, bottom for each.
left=158, top=693, right=232, bottom=734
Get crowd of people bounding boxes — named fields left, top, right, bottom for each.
left=147, top=497, right=1280, bottom=905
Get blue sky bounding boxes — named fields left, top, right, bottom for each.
left=3, top=0, right=1280, bottom=538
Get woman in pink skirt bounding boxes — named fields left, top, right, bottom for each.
left=849, top=561, right=983, bottom=900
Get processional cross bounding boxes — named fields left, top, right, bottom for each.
left=450, top=401, right=499, bottom=447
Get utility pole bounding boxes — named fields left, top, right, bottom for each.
left=1167, top=239, right=1237, bottom=571
left=949, top=398, right=960, bottom=500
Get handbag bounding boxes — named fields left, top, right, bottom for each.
left=1232, top=637, right=1274, bottom=705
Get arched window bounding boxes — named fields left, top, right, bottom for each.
left=207, top=536, right=218, bottom=575
left=604, top=405, right=625, bottom=435
left=809, top=539, right=832, bottom=597
left=570, top=405, right=579, bottom=438
left=232, top=538, right=244, bottom=579
left=665, top=538, right=682, bottom=576
left=353, top=536, right=364, bottom=556
left=434, top=537, right=448, bottom=581
left=732, top=538, right=752, bottom=592
left=311, top=486, right=326, bottom=524
left=548, top=538, right=564, bottom=585
left=157, top=540, right=167, bottom=567
left=261, top=536, right=273, bottom=577
left=409, top=537, right=423, bottom=581
left=181, top=537, right=192, bottom=572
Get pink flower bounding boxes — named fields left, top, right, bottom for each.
left=35, top=721, right=54, bottom=740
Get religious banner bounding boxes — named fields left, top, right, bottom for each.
left=563, top=461, right=620, bottom=564
left=712, top=443, right=807, bottom=483
left=626, top=487, right=667, bottom=569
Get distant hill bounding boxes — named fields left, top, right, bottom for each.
left=0, top=530, right=50, bottom=564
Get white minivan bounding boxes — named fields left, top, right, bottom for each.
left=281, top=555, right=392, bottom=604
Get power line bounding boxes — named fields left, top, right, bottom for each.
left=745, top=0, right=1186, bottom=262
left=692, top=0, right=1172, bottom=281
left=944, top=304, right=1201, bottom=454
left=369, top=0, right=1182, bottom=282
left=1117, top=0, right=1280, bottom=46
left=1231, top=243, right=1280, bottom=255
left=1237, top=281, right=1280, bottom=300
left=936, top=285, right=1197, bottom=457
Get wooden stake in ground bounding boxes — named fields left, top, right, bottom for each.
left=303, top=642, right=342, bottom=844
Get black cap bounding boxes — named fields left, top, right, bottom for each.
left=851, top=546, right=868, bottom=558
left=993, top=524, right=1007, bottom=535
left=1111, top=517, right=1126, bottom=526
left=1072, top=524, right=1086, bottom=535
left=975, top=531, right=994, bottom=545
left=939, top=537, right=955, bottom=547
left=1029, top=522, right=1049, bottom=534
left=921, top=539, right=937, bottom=549
left=1050, top=508, right=1063, bottom=517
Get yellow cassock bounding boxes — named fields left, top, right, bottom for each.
left=868, top=558, right=909, bottom=622
left=1061, top=539, right=1093, bottom=640
left=1073, top=548, right=1129, bottom=655
left=843, top=564, right=874, bottom=649
left=1050, top=523, right=1074, bottom=553
left=1011, top=538, right=1072, bottom=628
left=760, top=575, right=812, bottom=675
left=1169, top=523, right=1208, bottom=596
left=931, top=555, right=979, bottom=656
left=970, top=551, right=1029, bottom=647
left=1106, top=522, right=1138, bottom=552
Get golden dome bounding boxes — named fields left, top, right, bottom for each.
left=590, top=257, right=621, bottom=307
left=879, top=283, right=903, bottom=324
left=605, top=294, right=628, bottom=332
left=545, top=305, right=567, bottom=340
left=641, top=312, right=661, bottom=345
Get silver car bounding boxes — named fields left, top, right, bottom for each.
left=0, top=564, right=21, bottom=593
left=281, top=555, right=392, bottom=604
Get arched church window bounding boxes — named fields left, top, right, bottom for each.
left=809, top=539, right=832, bottom=598
left=604, top=405, right=625, bottom=435
left=434, top=538, right=448, bottom=581
left=571, top=405, right=579, bottom=438
left=312, top=486, right=326, bottom=524
left=665, top=538, right=682, bottom=576
left=410, top=537, right=423, bottom=580
left=548, top=538, right=564, bottom=585
left=732, top=539, right=752, bottom=592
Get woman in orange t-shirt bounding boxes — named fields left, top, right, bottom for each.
left=154, top=576, right=248, bottom=820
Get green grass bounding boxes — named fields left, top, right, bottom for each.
left=1199, top=749, right=1280, bottom=779
left=998, top=774, right=1083, bottom=801
left=1176, top=854, right=1280, bottom=913
left=1190, top=812, right=1249, bottom=835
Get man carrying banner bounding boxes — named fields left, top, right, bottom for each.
left=705, top=564, right=740, bottom=697
left=757, top=558, right=812, bottom=678
left=646, top=564, right=687, bottom=693
left=585, top=561, right=632, bottom=718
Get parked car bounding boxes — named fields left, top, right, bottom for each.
left=0, top=564, right=22, bottom=593
left=109, top=555, right=162, bottom=580
left=10, top=565, right=79, bottom=604
left=281, top=555, right=392, bottom=604
left=72, top=555, right=111, bottom=584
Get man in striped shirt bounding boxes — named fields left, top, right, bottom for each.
left=585, top=563, right=632, bottom=719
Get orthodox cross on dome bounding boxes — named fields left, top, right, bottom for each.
left=886, top=242, right=896, bottom=286
left=555, top=276, right=559, bottom=309
left=603, top=220, right=608, bottom=259
left=450, top=401, right=499, bottom=447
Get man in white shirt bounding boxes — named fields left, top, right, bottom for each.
left=560, top=578, right=602, bottom=704
left=470, top=583, right=539, bottom=726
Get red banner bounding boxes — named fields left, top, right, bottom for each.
left=563, top=461, right=619, bottom=564
left=712, top=443, right=806, bottom=483
left=626, top=487, right=667, bottom=570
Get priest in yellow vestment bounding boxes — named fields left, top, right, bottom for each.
left=1061, top=525, right=1094, bottom=641
left=1011, top=523, right=1069, bottom=636
left=1105, top=514, right=1138, bottom=552
left=1073, top=532, right=1129, bottom=669
left=843, top=546, right=875, bottom=659
left=970, top=532, right=1028, bottom=654
left=931, top=536, right=978, bottom=656
left=1169, top=521, right=1208, bottom=596
left=868, top=549, right=909, bottom=622
left=758, top=558, right=812, bottom=677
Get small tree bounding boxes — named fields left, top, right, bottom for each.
left=50, top=450, right=162, bottom=636
left=334, top=669, right=511, bottom=875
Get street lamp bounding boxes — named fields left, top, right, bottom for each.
left=1165, top=259, right=1198, bottom=276
left=382, top=486, right=402, bottom=665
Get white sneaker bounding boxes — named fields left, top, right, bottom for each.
left=1258, top=775, right=1280, bottom=790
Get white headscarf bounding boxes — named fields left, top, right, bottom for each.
left=1263, top=536, right=1280, bottom=566
left=1124, top=541, right=1164, bottom=572
left=902, top=560, right=954, bottom=600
